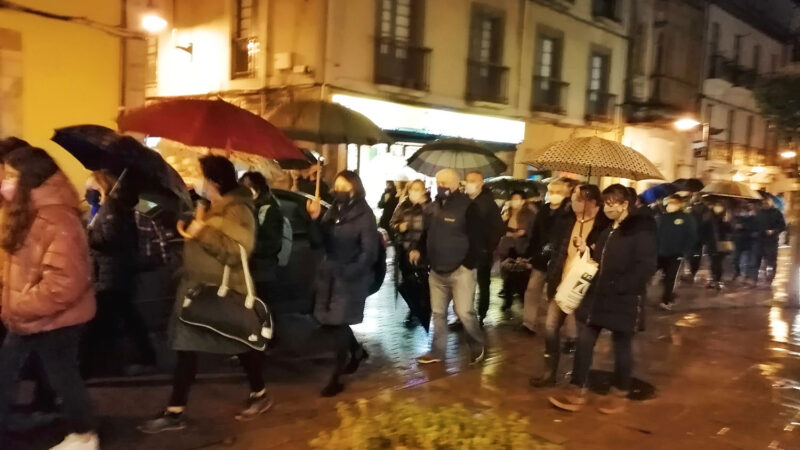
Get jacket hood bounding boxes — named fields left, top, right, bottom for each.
left=31, top=172, right=80, bottom=211
left=619, top=212, right=656, bottom=235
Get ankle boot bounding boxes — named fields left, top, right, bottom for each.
left=529, top=354, right=558, bottom=388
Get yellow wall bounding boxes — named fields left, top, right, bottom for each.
left=0, top=0, right=122, bottom=185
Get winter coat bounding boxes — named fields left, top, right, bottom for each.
left=527, top=202, right=572, bottom=272
left=471, top=187, right=505, bottom=257
left=390, top=199, right=428, bottom=253
left=313, top=198, right=379, bottom=325
left=546, top=210, right=611, bottom=300
left=251, top=192, right=283, bottom=283
left=732, top=214, right=758, bottom=250
left=702, top=212, right=734, bottom=254
left=420, top=192, right=482, bottom=273
left=1, top=172, right=95, bottom=335
left=87, top=196, right=138, bottom=292
left=756, top=207, right=786, bottom=242
left=575, top=213, right=657, bottom=333
left=170, top=186, right=256, bottom=355
left=378, top=189, right=399, bottom=233
left=499, top=205, right=537, bottom=259
left=688, top=202, right=708, bottom=251
left=655, top=212, right=698, bottom=257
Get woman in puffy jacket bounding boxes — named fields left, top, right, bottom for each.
left=391, top=180, right=430, bottom=329
left=0, top=147, right=98, bottom=449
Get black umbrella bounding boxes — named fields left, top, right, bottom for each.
left=52, top=125, right=192, bottom=208
left=396, top=268, right=431, bottom=332
left=673, top=178, right=704, bottom=193
left=407, top=138, right=507, bottom=179
left=275, top=149, right=319, bottom=170
left=484, top=177, right=545, bottom=201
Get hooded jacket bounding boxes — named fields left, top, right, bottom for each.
left=575, top=213, right=657, bottom=333
left=1, top=172, right=96, bottom=335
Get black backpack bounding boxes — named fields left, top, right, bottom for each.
left=369, top=228, right=388, bottom=295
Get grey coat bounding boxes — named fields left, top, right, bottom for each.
left=170, top=187, right=257, bottom=355
left=313, top=198, right=378, bottom=325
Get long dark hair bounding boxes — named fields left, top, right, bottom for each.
left=1, top=147, right=59, bottom=253
left=199, top=155, right=238, bottom=195
left=334, top=170, right=366, bottom=200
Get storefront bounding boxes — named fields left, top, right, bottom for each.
left=329, top=93, right=526, bottom=208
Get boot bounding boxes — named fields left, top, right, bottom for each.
left=597, top=387, right=629, bottom=414
left=529, top=354, right=558, bottom=388
left=548, top=384, right=588, bottom=412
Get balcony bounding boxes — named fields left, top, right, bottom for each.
left=466, top=60, right=509, bottom=104
left=585, top=90, right=616, bottom=121
left=732, top=65, right=757, bottom=90
left=707, top=54, right=736, bottom=82
left=531, top=76, right=568, bottom=115
left=232, top=37, right=258, bottom=79
left=374, top=38, right=432, bottom=92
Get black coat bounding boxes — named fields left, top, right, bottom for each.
left=655, top=211, right=698, bottom=257
left=251, top=193, right=284, bottom=283
left=732, top=214, right=758, bottom=250
left=313, top=198, right=379, bottom=325
left=703, top=212, right=733, bottom=254
left=420, top=192, right=482, bottom=273
left=756, top=207, right=786, bottom=242
left=471, top=187, right=505, bottom=257
left=87, top=198, right=138, bottom=292
left=576, top=213, right=657, bottom=333
left=378, top=189, right=399, bottom=233
left=527, top=202, right=572, bottom=272
left=546, top=210, right=611, bottom=300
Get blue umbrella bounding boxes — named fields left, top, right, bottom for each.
left=641, top=183, right=678, bottom=204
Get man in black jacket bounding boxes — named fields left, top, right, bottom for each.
left=241, top=172, right=284, bottom=294
left=655, top=195, right=698, bottom=310
left=530, top=184, right=610, bottom=387
left=465, top=171, right=505, bottom=327
left=751, top=198, right=786, bottom=287
left=411, top=169, right=486, bottom=365
left=522, top=178, right=573, bottom=334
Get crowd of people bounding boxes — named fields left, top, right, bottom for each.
left=0, top=134, right=788, bottom=449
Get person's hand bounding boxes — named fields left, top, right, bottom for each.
left=409, top=250, right=421, bottom=265
left=573, top=235, right=587, bottom=253
left=506, top=231, right=515, bottom=237
left=306, top=198, right=321, bottom=220
left=195, top=202, right=207, bottom=221
left=177, top=218, right=205, bottom=240
left=399, top=222, right=409, bottom=233
left=767, top=229, right=775, bottom=236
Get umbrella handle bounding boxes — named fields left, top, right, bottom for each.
left=314, top=159, right=321, bottom=200
left=107, top=168, right=129, bottom=199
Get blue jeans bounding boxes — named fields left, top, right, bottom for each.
left=429, top=266, right=485, bottom=358
left=0, top=326, right=95, bottom=437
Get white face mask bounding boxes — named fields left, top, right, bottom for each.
left=548, top=193, right=565, bottom=206
left=604, top=204, right=626, bottom=220
left=509, top=199, right=524, bottom=210
left=713, top=205, right=725, bottom=214
left=465, top=182, right=480, bottom=197
left=666, top=204, right=681, bottom=213
left=408, top=191, right=425, bottom=205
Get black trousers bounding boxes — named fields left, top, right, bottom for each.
left=476, top=253, right=493, bottom=320
left=0, top=326, right=95, bottom=435
left=82, top=289, right=156, bottom=375
left=710, top=253, right=726, bottom=283
left=657, top=256, right=682, bottom=303
left=751, top=238, right=779, bottom=283
left=169, top=350, right=265, bottom=407
left=323, top=325, right=360, bottom=383
left=571, top=322, right=633, bottom=392
left=687, top=246, right=703, bottom=277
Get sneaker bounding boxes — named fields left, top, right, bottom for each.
left=597, top=387, right=629, bottom=415
left=137, top=410, right=187, bottom=434
left=417, top=353, right=442, bottom=365
left=548, top=384, right=588, bottom=412
left=659, top=302, right=673, bottom=311
left=49, top=433, right=99, bottom=450
left=469, top=346, right=486, bottom=365
left=235, top=392, right=274, bottom=422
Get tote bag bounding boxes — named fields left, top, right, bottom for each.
left=554, top=251, right=599, bottom=315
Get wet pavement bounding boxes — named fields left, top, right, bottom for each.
left=6, top=250, right=800, bottom=449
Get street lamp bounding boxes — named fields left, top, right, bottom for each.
left=141, top=1, right=167, bottom=34
left=674, top=117, right=710, bottom=177
left=674, top=118, right=701, bottom=131
left=781, top=150, right=797, bottom=159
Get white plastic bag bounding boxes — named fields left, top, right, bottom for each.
left=554, top=251, right=599, bottom=314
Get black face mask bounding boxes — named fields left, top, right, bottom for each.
left=436, top=187, right=451, bottom=202
left=85, top=189, right=101, bottom=206
left=333, top=191, right=352, bottom=204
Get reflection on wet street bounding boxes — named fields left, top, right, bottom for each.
left=8, top=250, right=800, bottom=449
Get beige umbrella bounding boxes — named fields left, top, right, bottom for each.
left=700, top=180, right=761, bottom=200
left=525, top=136, right=664, bottom=180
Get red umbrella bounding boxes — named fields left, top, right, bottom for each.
left=118, top=99, right=304, bottom=160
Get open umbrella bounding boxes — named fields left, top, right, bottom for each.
left=275, top=149, right=319, bottom=170
left=701, top=181, right=761, bottom=200
left=407, top=138, right=507, bottom=179
left=118, top=99, right=304, bottom=160
left=52, top=125, right=192, bottom=208
left=525, top=136, right=664, bottom=180
left=641, top=183, right=678, bottom=204
left=673, top=178, right=704, bottom=192
left=267, top=99, right=393, bottom=145
left=484, top=176, right=545, bottom=200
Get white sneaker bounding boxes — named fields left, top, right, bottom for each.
left=49, top=433, right=100, bottom=450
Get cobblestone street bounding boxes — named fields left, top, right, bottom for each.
left=7, top=251, right=800, bottom=449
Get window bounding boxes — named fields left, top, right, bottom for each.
left=231, top=0, right=257, bottom=78
left=733, top=35, right=742, bottom=64
left=592, top=0, right=618, bottom=20
left=752, top=45, right=760, bottom=73
left=146, top=36, right=158, bottom=87
left=466, top=5, right=508, bottom=103
left=710, top=22, right=720, bottom=55
left=374, top=0, right=428, bottom=90
left=588, top=53, right=609, bottom=93
left=533, top=33, right=566, bottom=113
left=586, top=51, right=612, bottom=118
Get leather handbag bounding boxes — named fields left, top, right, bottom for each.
left=179, top=244, right=273, bottom=351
